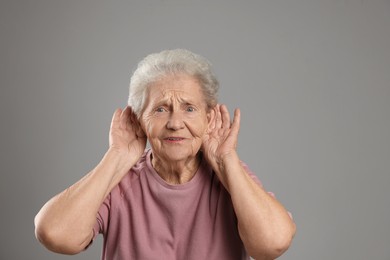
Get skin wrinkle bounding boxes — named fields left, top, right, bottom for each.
left=34, top=51, right=295, bottom=258
left=140, top=74, right=211, bottom=185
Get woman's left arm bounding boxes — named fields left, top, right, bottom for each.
left=202, top=104, right=296, bottom=260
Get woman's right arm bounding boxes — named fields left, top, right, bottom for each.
left=34, top=107, right=146, bottom=254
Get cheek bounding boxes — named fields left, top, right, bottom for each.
left=186, top=117, right=209, bottom=137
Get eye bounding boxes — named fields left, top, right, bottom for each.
left=186, top=106, right=195, bottom=112
left=156, top=107, right=166, bottom=113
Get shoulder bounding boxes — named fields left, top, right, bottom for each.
left=131, top=148, right=151, bottom=173
left=112, top=149, right=151, bottom=194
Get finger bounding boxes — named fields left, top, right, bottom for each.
left=121, top=106, right=132, bottom=121
left=215, top=104, right=222, bottom=129
left=118, top=106, right=130, bottom=128
left=110, top=108, right=122, bottom=129
left=230, top=108, right=241, bottom=135
left=220, top=104, right=231, bottom=129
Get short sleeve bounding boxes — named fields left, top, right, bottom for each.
left=240, top=161, right=294, bottom=220
left=240, top=161, right=263, bottom=187
left=84, top=194, right=111, bottom=250
left=89, top=193, right=111, bottom=246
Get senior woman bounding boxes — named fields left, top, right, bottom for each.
left=35, top=49, right=295, bottom=260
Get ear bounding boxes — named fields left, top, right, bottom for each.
left=206, top=106, right=216, bottom=129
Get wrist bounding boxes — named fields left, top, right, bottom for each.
left=213, top=151, right=240, bottom=175
left=211, top=151, right=245, bottom=192
left=218, top=150, right=239, bottom=166
left=105, top=148, right=136, bottom=174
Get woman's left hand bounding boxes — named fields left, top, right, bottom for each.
left=202, top=104, right=241, bottom=173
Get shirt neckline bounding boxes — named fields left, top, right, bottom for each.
left=145, top=149, right=208, bottom=190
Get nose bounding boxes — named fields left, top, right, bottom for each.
left=166, top=111, right=185, bottom=130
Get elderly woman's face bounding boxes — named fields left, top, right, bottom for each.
left=140, top=74, right=211, bottom=162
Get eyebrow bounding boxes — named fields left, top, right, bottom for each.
left=153, top=97, right=198, bottom=107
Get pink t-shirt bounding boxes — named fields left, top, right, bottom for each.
left=93, top=149, right=261, bottom=260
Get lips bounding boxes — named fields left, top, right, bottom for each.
left=164, top=137, right=185, bottom=141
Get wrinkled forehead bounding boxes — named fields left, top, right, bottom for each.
left=146, top=74, right=205, bottom=104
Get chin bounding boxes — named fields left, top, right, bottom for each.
left=162, top=148, right=197, bottom=162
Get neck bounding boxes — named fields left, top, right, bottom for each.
left=151, top=153, right=201, bottom=185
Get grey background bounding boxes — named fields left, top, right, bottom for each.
left=1, top=0, right=389, bottom=259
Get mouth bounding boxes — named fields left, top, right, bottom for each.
left=164, top=137, right=186, bottom=142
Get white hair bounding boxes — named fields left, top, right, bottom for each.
left=128, top=49, right=219, bottom=118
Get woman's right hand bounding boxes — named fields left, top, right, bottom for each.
left=109, top=106, right=147, bottom=169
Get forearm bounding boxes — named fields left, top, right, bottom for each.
left=34, top=149, right=135, bottom=254
left=217, top=152, right=296, bottom=259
